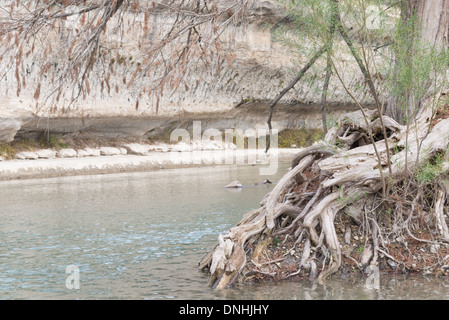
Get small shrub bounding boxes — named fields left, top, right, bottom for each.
left=277, top=128, right=325, bottom=148
left=0, top=143, right=17, bottom=160
left=415, top=153, right=445, bottom=184
left=39, top=134, right=67, bottom=149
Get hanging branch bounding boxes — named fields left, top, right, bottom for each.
left=265, top=0, right=392, bottom=159
left=265, top=44, right=327, bottom=152
left=319, top=0, right=339, bottom=136
left=265, top=0, right=338, bottom=151
left=320, top=51, right=333, bottom=135
left=331, top=0, right=392, bottom=176
left=0, top=0, right=251, bottom=113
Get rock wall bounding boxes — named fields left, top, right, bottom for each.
left=0, top=1, right=376, bottom=142
left=16, top=102, right=362, bottom=141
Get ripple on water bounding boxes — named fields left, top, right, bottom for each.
left=9, top=163, right=447, bottom=299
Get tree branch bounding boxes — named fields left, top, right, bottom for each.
left=265, top=44, right=327, bottom=152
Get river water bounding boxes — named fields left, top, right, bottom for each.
left=2, top=162, right=449, bottom=300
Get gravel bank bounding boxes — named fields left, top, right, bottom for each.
left=0, top=148, right=299, bottom=180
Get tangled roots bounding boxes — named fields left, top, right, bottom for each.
left=199, top=106, right=449, bottom=288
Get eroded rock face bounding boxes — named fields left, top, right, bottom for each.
left=0, top=118, right=21, bottom=143
left=0, top=103, right=34, bottom=143
left=14, top=102, right=362, bottom=143
left=0, top=0, right=373, bottom=142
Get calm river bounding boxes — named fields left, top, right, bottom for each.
left=2, top=162, right=449, bottom=300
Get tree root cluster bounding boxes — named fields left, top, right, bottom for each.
left=199, top=105, right=449, bottom=289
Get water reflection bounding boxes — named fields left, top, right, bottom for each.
left=214, top=275, right=449, bottom=300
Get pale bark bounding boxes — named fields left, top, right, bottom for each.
left=200, top=103, right=449, bottom=287
left=404, top=0, right=449, bottom=46
left=386, top=0, right=449, bottom=122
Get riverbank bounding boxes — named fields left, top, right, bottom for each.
left=0, top=144, right=299, bottom=180
left=0, top=124, right=326, bottom=180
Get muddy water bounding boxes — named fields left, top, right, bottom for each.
left=1, top=163, right=449, bottom=300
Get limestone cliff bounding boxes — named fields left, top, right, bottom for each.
left=0, top=1, right=374, bottom=142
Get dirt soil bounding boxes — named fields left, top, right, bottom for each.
left=242, top=222, right=449, bottom=285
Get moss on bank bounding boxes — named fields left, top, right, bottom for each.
left=0, top=135, right=68, bottom=160
left=130, top=126, right=325, bottom=149
left=241, top=128, right=325, bottom=149
left=0, top=128, right=325, bottom=160
left=276, top=128, right=325, bottom=148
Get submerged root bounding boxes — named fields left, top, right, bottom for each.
left=199, top=106, right=449, bottom=288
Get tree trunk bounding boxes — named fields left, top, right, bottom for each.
left=404, top=0, right=449, bottom=46
left=199, top=0, right=449, bottom=289
left=386, top=0, right=449, bottom=122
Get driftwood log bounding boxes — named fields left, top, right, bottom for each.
left=199, top=104, right=449, bottom=289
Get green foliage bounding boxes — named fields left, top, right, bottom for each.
left=273, top=0, right=394, bottom=56
left=42, top=134, right=68, bottom=149
left=415, top=152, right=446, bottom=184
left=0, top=138, right=40, bottom=159
left=0, top=143, right=17, bottom=160
left=273, top=0, right=449, bottom=124
left=332, top=139, right=345, bottom=149
left=276, top=128, right=325, bottom=148
left=387, top=13, right=449, bottom=123
left=272, top=236, right=282, bottom=248
left=0, top=134, right=68, bottom=159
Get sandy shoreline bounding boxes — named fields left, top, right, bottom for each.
left=0, top=148, right=299, bottom=181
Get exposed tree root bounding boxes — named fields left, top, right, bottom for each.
left=199, top=104, right=449, bottom=288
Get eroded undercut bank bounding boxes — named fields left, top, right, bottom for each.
left=199, top=103, right=449, bottom=289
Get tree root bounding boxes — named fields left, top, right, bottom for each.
left=199, top=106, right=449, bottom=288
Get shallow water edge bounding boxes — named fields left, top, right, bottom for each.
left=0, top=148, right=298, bottom=181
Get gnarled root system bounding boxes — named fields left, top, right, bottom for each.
left=199, top=105, right=449, bottom=288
